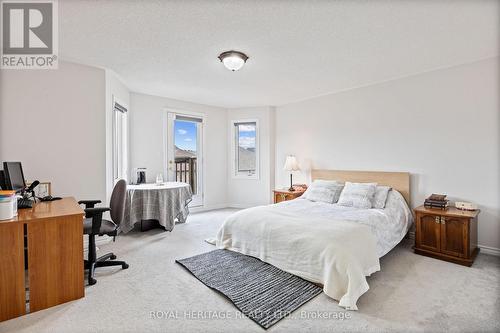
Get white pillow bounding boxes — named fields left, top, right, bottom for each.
left=372, top=186, right=392, bottom=209
left=303, top=180, right=344, bottom=204
left=337, top=182, right=377, bottom=209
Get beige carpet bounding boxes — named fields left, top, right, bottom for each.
left=1, top=208, right=499, bottom=333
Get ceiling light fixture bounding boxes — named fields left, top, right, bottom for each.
left=218, top=50, right=248, bottom=71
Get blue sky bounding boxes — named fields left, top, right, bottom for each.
left=174, top=120, right=197, bottom=151
left=238, top=124, right=256, bottom=149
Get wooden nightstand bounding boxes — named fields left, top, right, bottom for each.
left=273, top=188, right=305, bottom=204
left=414, top=205, right=479, bottom=266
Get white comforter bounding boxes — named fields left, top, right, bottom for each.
left=215, top=191, right=412, bottom=310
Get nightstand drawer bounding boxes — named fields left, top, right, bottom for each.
left=273, top=189, right=304, bottom=204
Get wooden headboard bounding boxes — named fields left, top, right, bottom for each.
left=311, top=169, right=411, bottom=204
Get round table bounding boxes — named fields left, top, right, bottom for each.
left=121, top=182, right=192, bottom=233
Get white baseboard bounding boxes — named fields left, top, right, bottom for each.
left=406, top=231, right=499, bottom=257
left=478, top=245, right=500, bottom=257
left=227, top=203, right=270, bottom=209
left=227, top=203, right=253, bottom=209
left=190, top=203, right=229, bottom=213
left=83, top=235, right=112, bottom=255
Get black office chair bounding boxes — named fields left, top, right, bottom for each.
left=79, top=179, right=129, bottom=285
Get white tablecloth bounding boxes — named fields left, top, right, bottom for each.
left=121, top=182, right=192, bottom=233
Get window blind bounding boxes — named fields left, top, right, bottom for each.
left=175, top=115, right=202, bottom=123
left=113, top=102, right=128, bottom=113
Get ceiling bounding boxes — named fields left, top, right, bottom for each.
left=60, top=1, right=499, bottom=108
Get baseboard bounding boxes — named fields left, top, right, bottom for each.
left=407, top=232, right=499, bottom=257
left=190, top=203, right=229, bottom=213
left=478, top=245, right=500, bottom=257
left=227, top=203, right=252, bottom=209
left=190, top=202, right=266, bottom=212
left=227, top=203, right=268, bottom=209
left=83, top=235, right=112, bottom=254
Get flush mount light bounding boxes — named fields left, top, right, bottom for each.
left=218, top=50, right=249, bottom=71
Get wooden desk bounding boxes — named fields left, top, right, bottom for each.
left=0, top=197, right=85, bottom=321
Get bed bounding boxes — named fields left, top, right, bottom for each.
left=216, top=170, right=413, bottom=310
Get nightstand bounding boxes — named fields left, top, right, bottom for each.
left=414, top=205, right=479, bottom=266
left=273, top=188, right=305, bottom=204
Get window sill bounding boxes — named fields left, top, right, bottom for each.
left=232, top=174, right=260, bottom=180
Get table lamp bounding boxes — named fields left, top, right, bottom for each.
left=283, top=155, right=300, bottom=191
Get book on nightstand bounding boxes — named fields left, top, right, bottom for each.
left=424, top=193, right=448, bottom=209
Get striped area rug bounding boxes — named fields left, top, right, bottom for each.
left=176, top=249, right=322, bottom=329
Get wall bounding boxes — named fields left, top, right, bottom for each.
left=129, top=92, right=228, bottom=210
left=275, top=57, right=500, bottom=251
left=226, top=107, right=276, bottom=207
left=105, top=70, right=130, bottom=201
left=0, top=61, right=107, bottom=202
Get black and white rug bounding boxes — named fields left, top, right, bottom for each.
left=176, top=249, right=322, bottom=329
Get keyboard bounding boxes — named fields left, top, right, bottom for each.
left=18, top=198, right=33, bottom=209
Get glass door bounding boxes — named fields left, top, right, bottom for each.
left=166, top=112, right=203, bottom=207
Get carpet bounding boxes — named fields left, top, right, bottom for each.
left=2, top=209, right=499, bottom=333
left=176, top=249, right=322, bottom=329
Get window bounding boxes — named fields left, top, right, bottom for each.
left=112, top=100, right=128, bottom=182
left=231, top=119, right=259, bottom=179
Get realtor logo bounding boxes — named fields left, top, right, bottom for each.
left=1, top=0, right=58, bottom=69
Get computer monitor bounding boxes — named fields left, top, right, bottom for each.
left=3, top=162, right=26, bottom=193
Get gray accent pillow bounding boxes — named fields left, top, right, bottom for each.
left=337, top=182, right=377, bottom=209
left=303, top=180, right=344, bottom=204
left=372, top=186, right=392, bottom=209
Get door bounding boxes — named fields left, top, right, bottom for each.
left=440, top=217, right=467, bottom=258
left=416, top=213, right=441, bottom=252
left=166, top=112, right=203, bottom=207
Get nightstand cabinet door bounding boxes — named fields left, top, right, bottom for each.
left=274, top=192, right=288, bottom=204
left=440, top=217, right=467, bottom=258
left=414, top=206, right=479, bottom=266
left=416, top=214, right=441, bottom=252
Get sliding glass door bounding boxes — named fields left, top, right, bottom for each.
left=166, top=112, right=203, bottom=207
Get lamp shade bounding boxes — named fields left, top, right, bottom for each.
left=283, top=155, right=300, bottom=171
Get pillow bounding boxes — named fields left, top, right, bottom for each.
left=372, top=186, right=392, bottom=209
left=337, top=182, right=377, bottom=209
left=302, top=180, right=344, bottom=204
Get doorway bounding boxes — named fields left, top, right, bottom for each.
left=166, top=112, right=203, bottom=207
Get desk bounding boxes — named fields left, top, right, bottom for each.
left=0, top=197, right=84, bottom=322
left=122, top=182, right=192, bottom=233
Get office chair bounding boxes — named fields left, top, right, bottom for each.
left=79, top=179, right=129, bottom=285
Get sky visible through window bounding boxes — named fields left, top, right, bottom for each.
left=174, top=120, right=197, bottom=151
left=237, top=124, right=256, bottom=149
left=236, top=123, right=256, bottom=173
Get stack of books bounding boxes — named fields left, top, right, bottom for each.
left=0, top=190, right=16, bottom=220
left=424, top=193, right=448, bottom=209
left=0, top=190, right=16, bottom=200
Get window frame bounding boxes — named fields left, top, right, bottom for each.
left=112, top=97, right=128, bottom=183
left=230, top=118, right=259, bottom=180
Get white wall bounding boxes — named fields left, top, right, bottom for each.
left=275, top=57, right=500, bottom=250
left=227, top=107, right=276, bottom=207
left=105, top=70, right=130, bottom=201
left=0, top=61, right=107, bottom=202
left=129, top=92, right=228, bottom=209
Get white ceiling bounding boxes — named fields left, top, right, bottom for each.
left=60, top=1, right=499, bottom=108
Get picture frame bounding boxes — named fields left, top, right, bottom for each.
left=26, top=181, right=52, bottom=198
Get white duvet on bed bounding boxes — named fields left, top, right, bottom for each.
left=215, top=190, right=412, bottom=310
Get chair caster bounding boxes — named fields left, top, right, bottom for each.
left=89, top=278, right=97, bottom=285
left=110, top=254, right=117, bottom=260
left=122, top=263, right=129, bottom=269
